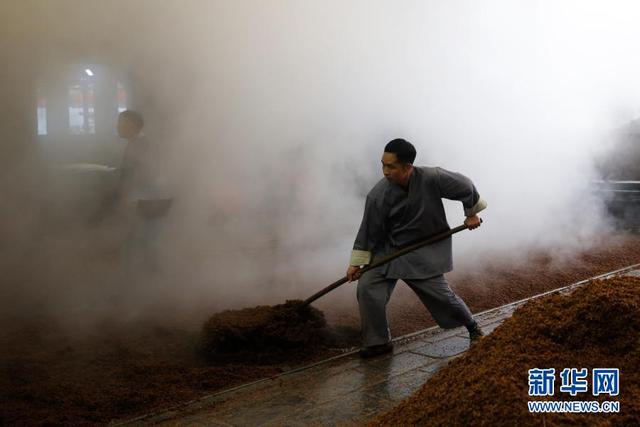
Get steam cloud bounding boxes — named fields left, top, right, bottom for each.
left=1, top=0, right=640, bottom=328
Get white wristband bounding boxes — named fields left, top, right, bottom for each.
left=464, top=198, right=487, bottom=217
left=350, top=249, right=371, bottom=266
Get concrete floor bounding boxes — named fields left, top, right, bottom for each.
left=116, top=264, right=640, bottom=427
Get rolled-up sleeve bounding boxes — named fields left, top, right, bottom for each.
left=436, top=167, right=487, bottom=217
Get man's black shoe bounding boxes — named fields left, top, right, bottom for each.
left=358, top=342, right=394, bottom=359
left=469, top=324, right=485, bottom=344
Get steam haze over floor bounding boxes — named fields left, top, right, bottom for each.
left=2, top=1, right=640, bottom=328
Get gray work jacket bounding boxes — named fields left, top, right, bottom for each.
left=350, top=166, right=487, bottom=279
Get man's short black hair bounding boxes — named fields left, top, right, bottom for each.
left=384, top=138, right=416, bottom=164
left=119, top=110, right=144, bottom=130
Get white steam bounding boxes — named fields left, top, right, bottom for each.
left=1, top=0, right=640, bottom=325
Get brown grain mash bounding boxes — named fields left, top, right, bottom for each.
left=371, top=275, right=640, bottom=426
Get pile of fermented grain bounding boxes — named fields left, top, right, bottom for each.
left=200, top=300, right=331, bottom=363
left=371, top=275, right=640, bottom=426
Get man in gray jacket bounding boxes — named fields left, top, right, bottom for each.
left=346, top=138, right=486, bottom=358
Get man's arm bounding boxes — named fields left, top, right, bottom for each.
left=347, top=195, right=380, bottom=281
left=436, top=167, right=487, bottom=222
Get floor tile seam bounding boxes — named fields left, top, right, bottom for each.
left=406, top=349, right=449, bottom=360
left=454, top=319, right=507, bottom=338
left=286, top=364, right=448, bottom=423
left=409, top=348, right=467, bottom=359
left=274, top=362, right=439, bottom=422
left=196, top=368, right=403, bottom=421
left=292, top=357, right=442, bottom=409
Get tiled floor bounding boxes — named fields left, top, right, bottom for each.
left=115, top=264, right=640, bottom=427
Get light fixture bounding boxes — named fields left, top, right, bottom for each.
left=85, top=68, right=94, bottom=77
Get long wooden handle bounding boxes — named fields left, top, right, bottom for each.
left=302, top=223, right=470, bottom=306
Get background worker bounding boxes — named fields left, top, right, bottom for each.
left=116, top=110, right=170, bottom=278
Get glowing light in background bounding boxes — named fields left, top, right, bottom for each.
left=36, top=89, right=47, bottom=136
left=117, top=81, right=127, bottom=113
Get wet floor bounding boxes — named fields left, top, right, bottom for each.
left=116, top=264, right=640, bottom=427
